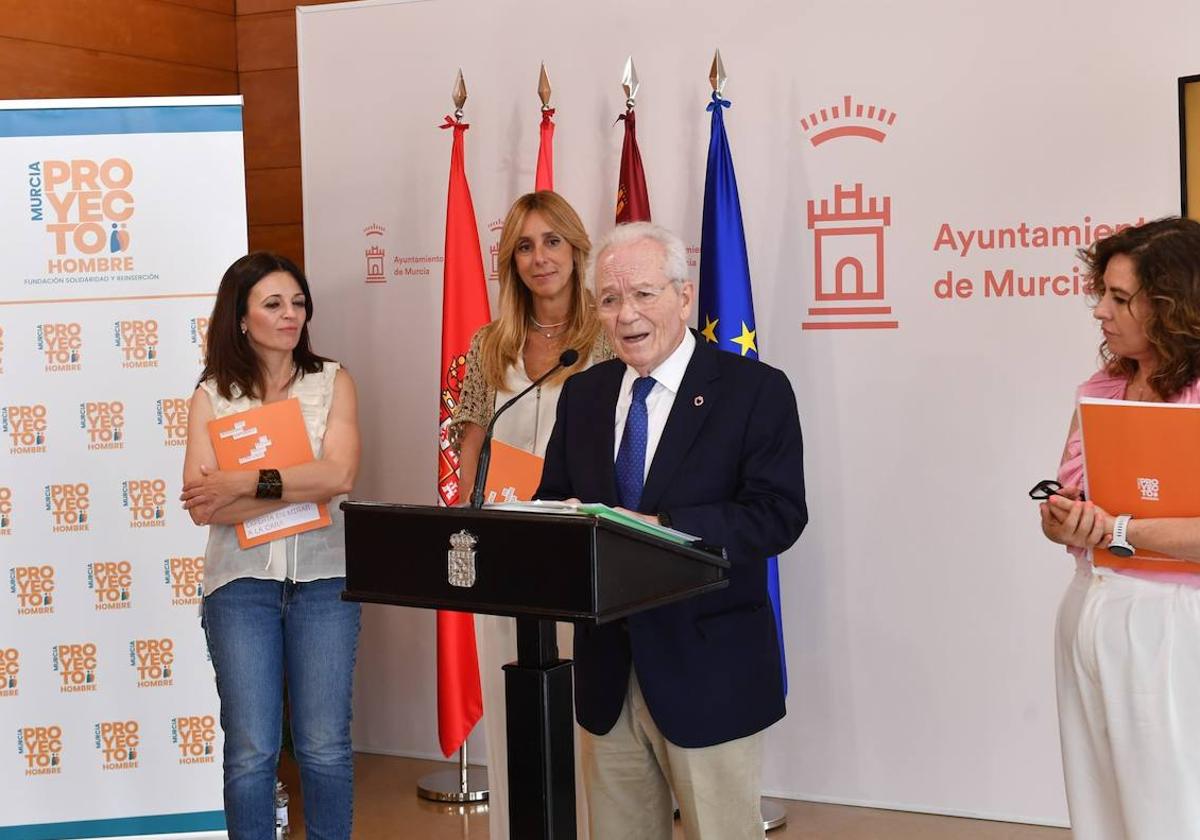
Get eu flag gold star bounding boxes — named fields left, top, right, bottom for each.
left=730, top=321, right=757, bottom=356
left=700, top=314, right=719, bottom=344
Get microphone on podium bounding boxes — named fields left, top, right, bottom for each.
left=469, top=348, right=580, bottom=509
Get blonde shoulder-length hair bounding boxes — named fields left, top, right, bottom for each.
left=480, top=191, right=601, bottom=391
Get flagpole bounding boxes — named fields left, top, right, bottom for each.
left=419, top=67, right=489, bottom=807
left=700, top=47, right=787, bottom=834
left=535, top=63, right=555, bottom=191
left=417, top=738, right=488, bottom=804
left=615, top=56, right=651, bottom=223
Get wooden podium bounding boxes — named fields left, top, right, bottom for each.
left=341, top=502, right=729, bottom=840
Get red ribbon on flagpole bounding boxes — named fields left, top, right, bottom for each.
left=535, top=108, right=555, bottom=191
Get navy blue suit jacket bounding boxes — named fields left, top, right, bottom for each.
left=536, top=334, right=807, bottom=748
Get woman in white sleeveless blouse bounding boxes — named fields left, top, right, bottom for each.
left=181, top=252, right=361, bottom=840
left=451, top=191, right=612, bottom=840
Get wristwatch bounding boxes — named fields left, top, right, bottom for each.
left=1109, top=514, right=1135, bottom=557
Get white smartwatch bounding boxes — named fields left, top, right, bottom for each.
left=1109, top=514, right=1135, bottom=557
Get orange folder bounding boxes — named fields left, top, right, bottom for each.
left=483, top=440, right=544, bottom=504
left=1080, top=397, right=1200, bottom=573
left=207, top=398, right=331, bottom=549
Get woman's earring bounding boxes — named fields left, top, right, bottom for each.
left=240, top=324, right=247, bottom=335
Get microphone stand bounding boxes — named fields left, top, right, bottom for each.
left=469, top=348, right=578, bottom=508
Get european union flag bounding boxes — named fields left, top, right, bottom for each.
left=698, top=90, right=788, bottom=693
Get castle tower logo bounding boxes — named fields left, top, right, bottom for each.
left=487, top=218, right=504, bottom=282
left=803, top=183, right=898, bottom=331
left=364, top=223, right=386, bottom=283
left=801, top=95, right=898, bottom=147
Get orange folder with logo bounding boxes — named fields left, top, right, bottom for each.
left=1079, top=397, right=1200, bottom=573
left=483, top=440, right=544, bottom=504
left=207, top=398, right=331, bottom=549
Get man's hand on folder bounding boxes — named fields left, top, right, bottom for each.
left=612, top=505, right=659, bottom=526
left=181, top=464, right=256, bottom=525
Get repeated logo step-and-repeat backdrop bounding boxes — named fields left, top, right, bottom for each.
left=296, top=0, right=1200, bottom=827
left=0, top=98, right=247, bottom=840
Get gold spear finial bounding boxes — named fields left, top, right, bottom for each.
left=538, top=63, right=552, bottom=110
left=709, top=49, right=727, bottom=97
left=452, top=69, right=467, bottom=119
left=622, top=56, right=640, bottom=110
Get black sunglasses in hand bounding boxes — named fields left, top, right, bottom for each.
left=1028, top=479, right=1085, bottom=501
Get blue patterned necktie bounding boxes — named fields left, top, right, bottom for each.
left=615, top=376, right=656, bottom=510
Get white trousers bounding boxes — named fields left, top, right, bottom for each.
left=1056, top=567, right=1200, bottom=840
left=475, top=613, right=588, bottom=840
left=580, top=672, right=765, bottom=840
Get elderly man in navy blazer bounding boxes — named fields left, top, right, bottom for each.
left=536, top=221, right=808, bottom=840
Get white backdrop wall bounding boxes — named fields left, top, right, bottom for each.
left=297, top=0, right=1200, bottom=825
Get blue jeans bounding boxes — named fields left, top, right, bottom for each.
left=202, top=577, right=361, bottom=840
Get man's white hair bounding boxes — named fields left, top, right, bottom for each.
left=589, top=222, right=689, bottom=288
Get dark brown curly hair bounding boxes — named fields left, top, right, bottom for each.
left=1081, top=217, right=1200, bottom=399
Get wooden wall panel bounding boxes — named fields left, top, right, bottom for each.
left=166, top=0, right=235, bottom=13
left=246, top=166, right=303, bottom=227
left=236, top=0, right=327, bottom=15
left=247, top=223, right=304, bottom=261
left=236, top=11, right=296, bottom=72
left=0, top=38, right=236, bottom=98
left=237, top=1, right=358, bottom=268
left=240, top=68, right=301, bottom=170
left=0, top=1, right=236, bottom=71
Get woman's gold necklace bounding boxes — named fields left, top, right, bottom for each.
left=529, top=316, right=566, bottom=339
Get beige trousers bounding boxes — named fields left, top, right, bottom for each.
left=581, top=671, right=765, bottom=840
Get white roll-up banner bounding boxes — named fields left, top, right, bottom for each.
left=0, top=96, right=247, bottom=840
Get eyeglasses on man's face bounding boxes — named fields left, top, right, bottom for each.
left=596, top=282, right=675, bottom=314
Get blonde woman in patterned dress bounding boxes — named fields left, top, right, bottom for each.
left=450, top=191, right=612, bottom=840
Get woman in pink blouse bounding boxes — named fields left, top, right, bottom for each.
left=1040, top=217, right=1200, bottom=840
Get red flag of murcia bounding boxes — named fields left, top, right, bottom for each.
left=436, top=114, right=488, bottom=757
left=615, top=109, right=651, bottom=223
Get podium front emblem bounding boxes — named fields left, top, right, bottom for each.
left=448, top=529, right=478, bottom=588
